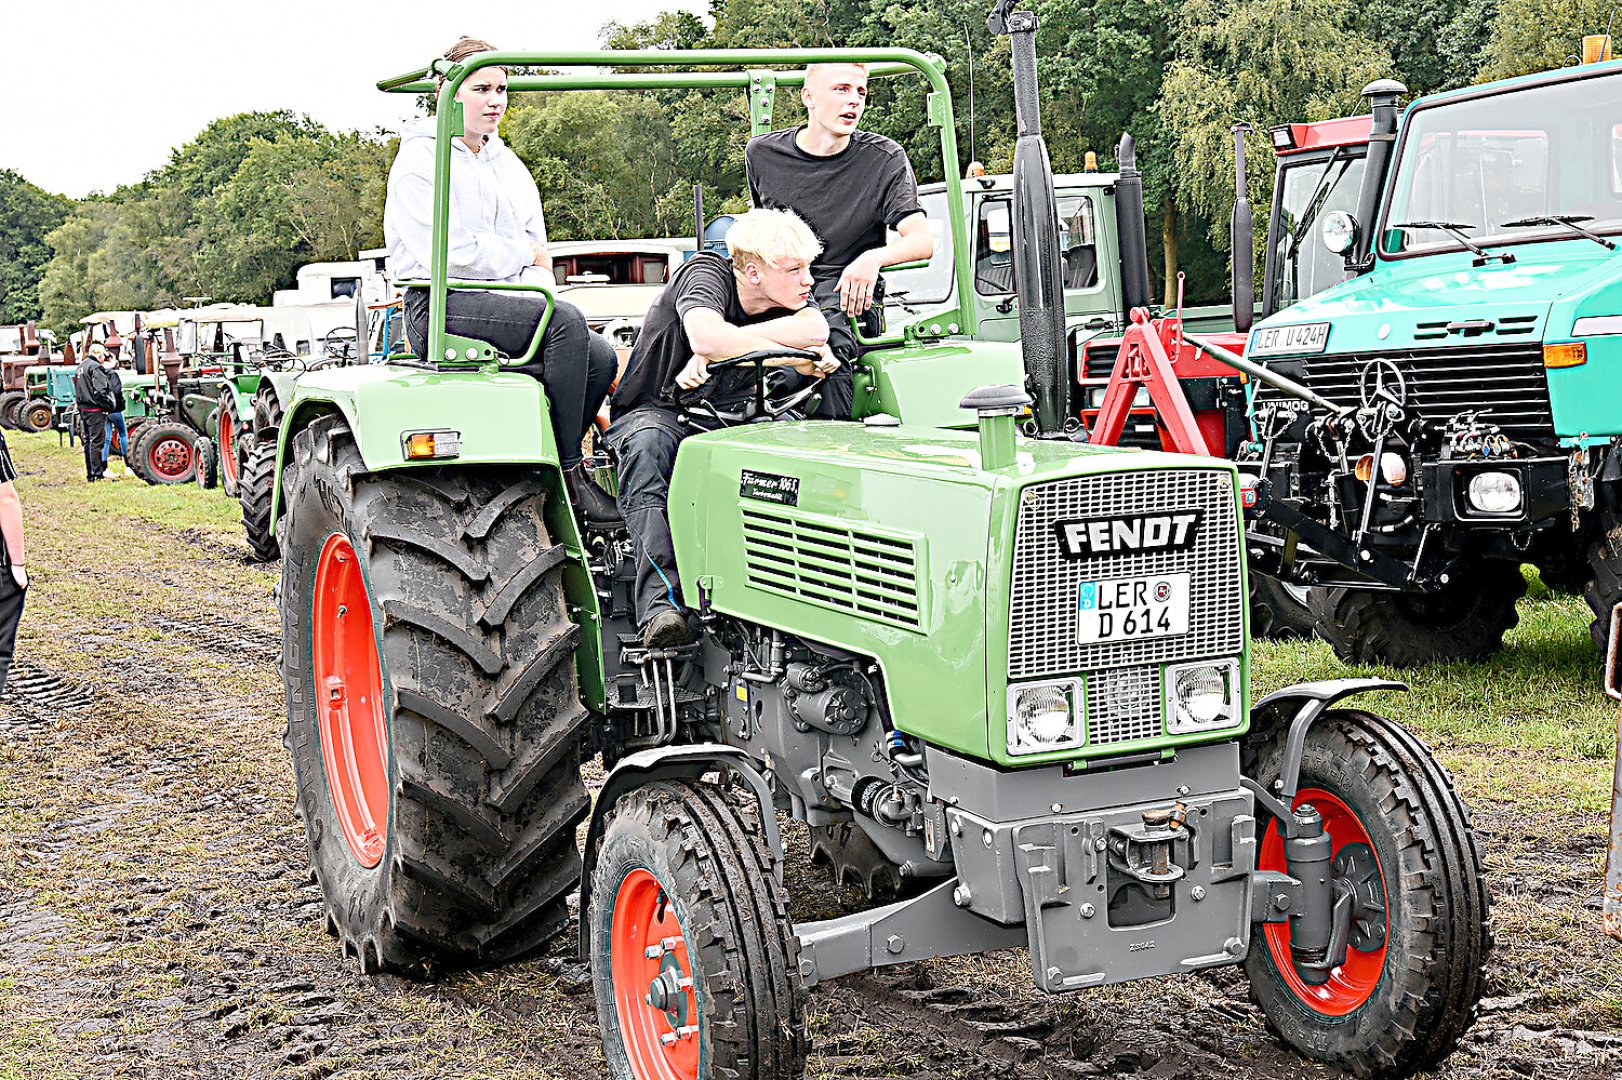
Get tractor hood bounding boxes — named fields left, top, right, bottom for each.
left=1249, top=238, right=1622, bottom=356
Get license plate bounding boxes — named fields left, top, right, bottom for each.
left=1247, top=321, right=1330, bottom=357
left=1077, top=573, right=1191, bottom=644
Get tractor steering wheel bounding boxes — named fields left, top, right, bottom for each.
left=676, top=348, right=826, bottom=427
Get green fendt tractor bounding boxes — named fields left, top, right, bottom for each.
left=273, top=14, right=1488, bottom=1079
left=1239, top=51, right=1622, bottom=664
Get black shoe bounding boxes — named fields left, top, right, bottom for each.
left=564, top=464, right=623, bottom=527
left=642, top=608, right=692, bottom=649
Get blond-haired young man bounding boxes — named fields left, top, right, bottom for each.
left=745, top=62, right=934, bottom=417
left=608, top=208, right=836, bottom=646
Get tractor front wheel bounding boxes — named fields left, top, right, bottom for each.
left=194, top=436, right=219, bottom=490
left=238, top=433, right=279, bottom=562
left=590, top=780, right=807, bottom=1080
left=133, top=420, right=198, bottom=484
left=1245, top=708, right=1490, bottom=1079
left=281, top=412, right=589, bottom=972
left=22, top=400, right=53, bottom=433
left=0, top=393, right=25, bottom=430
left=1309, top=560, right=1524, bottom=667
left=1249, top=571, right=1319, bottom=640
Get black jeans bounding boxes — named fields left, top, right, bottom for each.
left=80, top=409, right=107, bottom=479
left=0, top=571, right=24, bottom=696
left=605, top=408, right=690, bottom=628
left=406, top=288, right=616, bottom=468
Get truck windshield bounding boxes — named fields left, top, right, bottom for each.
left=1270, top=151, right=1366, bottom=310
left=974, top=196, right=1098, bottom=295
left=1381, top=70, right=1622, bottom=258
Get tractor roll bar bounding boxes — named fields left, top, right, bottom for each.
left=379, top=48, right=969, bottom=372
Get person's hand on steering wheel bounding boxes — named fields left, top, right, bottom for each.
left=790, top=344, right=841, bottom=379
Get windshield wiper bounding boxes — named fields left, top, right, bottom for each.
left=1501, top=214, right=1617, bottom=251
left=1394, top=221, right=1515, bottom=265
left=1284, top=148, right=1352, bottom=262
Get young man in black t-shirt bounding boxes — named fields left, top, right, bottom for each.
left=0, top=428, right=27, bottom=694
left=607, top=209, right=835, bottom=647
left=745, top=62, right=935, bottom=418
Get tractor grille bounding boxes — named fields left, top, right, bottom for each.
left=1087, top=665, right=1163, bottom=745
left=741, top=508, right=923, bottom=631
left=1253, top=343, right=1554, bottom=443
left=1008, top=468, right=1244, bottom=678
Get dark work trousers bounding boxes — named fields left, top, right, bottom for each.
left=0, top=572, right=24, bottom=696
left=605, top=408, right=690, bottom=628
left=80, top=408, right=107, bottom=480
left=810, top=272, right=885, bottom=420
left=406, top=288, right=617, bottom=469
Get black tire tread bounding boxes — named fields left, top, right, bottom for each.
left=1249, top=571, right=1320, bottom=640
left=22, top=400, right=53, bottom=433
left=1310, top=561, right=1525, bottom=667
left=1584, top=501, right=1622, bottom=649
left=131, top=420, right=198, bottom=485
left=239, top=433, right=278, bottom=562
left=194, top=436, right=219, bottom=490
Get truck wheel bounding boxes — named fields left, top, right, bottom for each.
left=193, top=436, right=219, bottom=490
left=1245, top=708, right=1489, bottom=1079
left=1585, top=503, right=1622, bottom=649
left=0, top=392, right=25, bottom=429
left=1249, top=572, right=1319, bottom=640
left=1308, top=561, right=1524, bottom=667
left=238, top=433, right=279, bottom=562
left=590, top=780, right=807, bottom=1080
left=134, top=420, right=198, bottom=484
left=22, top=400, right=53, bottom=433
left=217, top=390, right=243, bottom=497
left=281, top=412, right=589, bottom=972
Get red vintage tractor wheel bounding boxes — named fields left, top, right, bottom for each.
left=1258, top=788, right=1387, bottom=1016
left=310, top=533, right=389, bottom=869
left=218, top=402, right=240, bottom=495
left=139, top=420, right=198, bottom=484
left=611, top=868, right=702, bottom=1080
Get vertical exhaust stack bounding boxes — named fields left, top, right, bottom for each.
left=1231, top=123, right=1255, bottom=334
left=1114, top=134, right=1153, bottom=321
left=1349, top=79, right=1407, bottom=271
left=989, top=0, right=1069, bottom=437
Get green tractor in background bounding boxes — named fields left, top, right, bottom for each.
left=272, top=17, right=1489, bottom=1080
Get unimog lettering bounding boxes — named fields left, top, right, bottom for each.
left=1053, top=511, right=1202, bottom=558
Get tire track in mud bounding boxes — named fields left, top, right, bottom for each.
left=0, top=663, right=97, bottom=732
left=152, top=614, right=280, bottom=664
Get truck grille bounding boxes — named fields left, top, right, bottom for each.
left=1008, top=468, right=1244, bottom=678
left=1253, top=343, right=1553, bottom=443
left=741, top=507, right=924, bottom=631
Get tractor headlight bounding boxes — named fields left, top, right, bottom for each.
left=1165, top=661, right=1240, bottom=734
left=1465, top=471, right=1522, bottom=514
left=1321, top=211, right=1359, bottom=255
left=1007, top=679, right=1084, bottom=755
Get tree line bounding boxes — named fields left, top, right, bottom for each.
left=0, top=0, right=1599, bottom=333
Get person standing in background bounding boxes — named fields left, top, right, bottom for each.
left=0, top=426, right=27, bottom=694
left=101, top=350, right=130, bottom=481
left=73, top=344, right=115, bottom=481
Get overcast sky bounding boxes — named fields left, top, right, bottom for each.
left=4, top=0, right=711, bottom=198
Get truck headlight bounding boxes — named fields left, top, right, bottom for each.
left=1165, top=661, right=1240, bottom=734
left=1007, top=679, right=1084, bottom=754
left=1465, top=471, right=1522, bottom=514
left=1321, top=211, right=1359, bottom=255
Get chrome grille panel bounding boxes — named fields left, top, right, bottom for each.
left=1252, top=343, right=1553, bottom=443
left=1086, top=665, right=1162, bottom=744
left=1009, top=468, right=1244, bottom=678
left=741, top=507, right=923, bottom=631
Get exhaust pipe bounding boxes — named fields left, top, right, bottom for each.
left=1115, top=134, right=1153, bottom=322
left=990, top=0, right=1068, bottom=437
left=1231, top=124, right=1255, bottom=334
left=1348, top=79, right=1407, bottom=271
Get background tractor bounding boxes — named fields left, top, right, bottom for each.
left=270, top=20, right=1489, bottom=1080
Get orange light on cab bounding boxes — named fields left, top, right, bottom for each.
left=1543, top=342, right=1588, bottom=368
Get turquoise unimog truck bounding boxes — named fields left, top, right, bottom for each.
left=269, top=10, right=1489, bottom=1078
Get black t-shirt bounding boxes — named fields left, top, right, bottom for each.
left=611, top=252, right=793, bottom=414
left=746, top=128, right=923, bottom=278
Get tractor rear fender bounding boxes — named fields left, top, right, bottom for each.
left=577, top=744, right=784, bottom=960
left=1247, top=679, right=1407, bottom=806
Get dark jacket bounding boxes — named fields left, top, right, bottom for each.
left=73, top=359, right=118, bottom=413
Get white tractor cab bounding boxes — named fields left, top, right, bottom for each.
left=273, top=253, right=393, bottom=358
left=548, top=238, right=697, bottom=354
left=70, top=310, right=141, bottom=364
left=176, top=304, right=322, bottom=366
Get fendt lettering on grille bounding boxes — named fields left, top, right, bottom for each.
left=1052, top=511, right=1203, bottom=559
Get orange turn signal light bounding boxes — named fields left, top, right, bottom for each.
left=1543, top=342, right=1588, bottom=368
left=402, top=430, right=462, bottom=460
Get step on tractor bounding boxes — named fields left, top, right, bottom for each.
left=1225, top=42, right=1622, bottom=665
left=272, top=13, right=1489, bottom=1079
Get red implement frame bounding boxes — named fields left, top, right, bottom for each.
left=1087, top=307, right=1220, bottom=455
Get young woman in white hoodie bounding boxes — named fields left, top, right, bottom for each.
left=384, top=37, right=620, bottom=525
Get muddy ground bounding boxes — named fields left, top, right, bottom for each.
left=3, top=433, right=1621, bottom=1080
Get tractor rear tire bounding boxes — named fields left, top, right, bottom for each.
left=1249, top=571, right=1319, bottom=640
left=0, top=393, right=25, bottom=430
left=238, top=433, right=279, bottom=562
left=281, top=412, right=589, bottom=973
left=132, top=420, right=197, bottom=484
left=1585, top=498, right=1622, bottom=650
left=589, top=780, right=807, bottom=1080
left=22, top=400, right=53, bottom=433
left=194, top=436, right=219, bottom=490
left=1308, top=560, right=1525, bottom=667
left=1245, top=708, right=1490, bottom=1079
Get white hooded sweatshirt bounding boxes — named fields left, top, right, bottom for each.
left=384, top=117, right=548, bottom=284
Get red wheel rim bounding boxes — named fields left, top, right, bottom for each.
left=311, top=533, right=389, bottom=868
left=219, top=414, right=237, bottom=486
left=1259, top=787, right=1389, bottom=1015
left=147, top=435, right=193, bottom=481
left=610, top=868, right=700, bottom=1080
